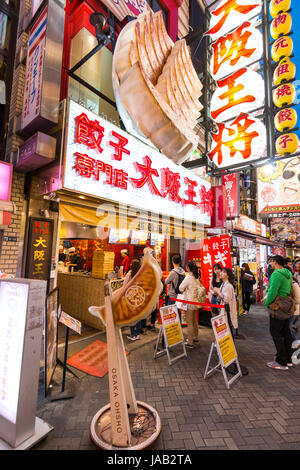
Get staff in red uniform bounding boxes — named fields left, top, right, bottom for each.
left=120, top=249, right=131, bottom=276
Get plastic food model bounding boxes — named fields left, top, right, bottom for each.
left=112, top=10, right=203, bottom=164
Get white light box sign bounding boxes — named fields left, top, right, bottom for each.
left=63, top=100, right=213, bottom=226
left=0, top=279, right=47, bottom=448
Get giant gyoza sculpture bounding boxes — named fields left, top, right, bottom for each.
left=89, top=248, right=163, bottom=449
left=112, top=10, right=203, bottom=164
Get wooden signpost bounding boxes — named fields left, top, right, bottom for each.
left=204, top=312, right=242, bottom=389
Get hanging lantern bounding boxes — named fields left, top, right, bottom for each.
left=271, top=36, right=293, bottom=62
left=274, top=108, right=297, bottom=132
left=273, top=57, right=296, bottom=85
left=273, top=83, right=296, bottom=107
left=270, top=0, right=291, bottom=19
left=270, top=12, right=292, bottom=40
left=275, top=133, right=299, bottom=156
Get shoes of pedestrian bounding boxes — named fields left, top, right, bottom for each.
left=135, top=335, right=140, bottom=340
left=127, top=335, right=137, bottom=341
left=287, top=363, right=293, bottom=367
left=185, top=341, right=195, bottom=349
left=193, top=339, right=199, bottom=343
left=267, top=361, right=288, bottom=370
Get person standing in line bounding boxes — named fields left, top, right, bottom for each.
left=241, top=263, right=256, bottom=315
left=284, top=263, right=300, bottom=344
left=215, top=268, right=238, bottom=337
left=179, top=260, right=202, bottom=349
left=265, top=255, right=293, bottom=370
left=208, top=263, right=222, bottom=316
left=164, top=255, right=186, bottom=306
left=294, top=258, right=300, bottom=285
left=124, top=259, right=142, bottom=342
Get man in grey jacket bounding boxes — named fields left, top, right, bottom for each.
left=165, top=255, right=186, bottom=305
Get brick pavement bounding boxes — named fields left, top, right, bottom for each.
left=34, top=304, right=300, bottom=450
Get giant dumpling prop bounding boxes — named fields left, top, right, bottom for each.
left=112, top=10, right=203, bottom=164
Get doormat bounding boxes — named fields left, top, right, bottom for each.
left=66, top=340, right=129, bottom=378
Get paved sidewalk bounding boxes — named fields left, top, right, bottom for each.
left=34, top=305, right=300, bottom=450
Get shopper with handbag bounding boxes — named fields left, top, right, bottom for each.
left=241, top=263, right=256, bottom=315
left=215, top=268, right=238, bottom=337
left=265, top=255, right=294, bottom=370
left=179, top=260, right=205, bottom=349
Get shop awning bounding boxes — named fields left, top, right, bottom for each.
left=231, top=229, right=284, bottom=248
left=59, top=201, right=205, bottom=240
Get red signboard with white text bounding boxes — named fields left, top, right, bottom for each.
left=63, top=100, right=213, bottom=226
left=222, top=173, right=240, bottom=218
left=200, top=235, right=232, bottom=293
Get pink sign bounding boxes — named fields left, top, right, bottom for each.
left=222, top=173, right=239, bottom=218
left=0, top=162, right=13, bottom=202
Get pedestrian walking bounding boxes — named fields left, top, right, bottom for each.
left=265, top=255, right=294, bottom=370
left=179, top=260, right=205, bottom=349
left=241, top=263, right=256, bottom=315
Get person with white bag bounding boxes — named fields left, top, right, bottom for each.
left=179, top=261, right=206, bottom=349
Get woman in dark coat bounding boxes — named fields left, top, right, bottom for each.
left=241, top=263, right=256, bottom=315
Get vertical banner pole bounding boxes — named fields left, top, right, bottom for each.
left=61, top=326, right=69, bottom=393
left=116, top=327, right=138, bottom=415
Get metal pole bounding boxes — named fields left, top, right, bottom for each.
left=61, top=326, right=70, bottom=393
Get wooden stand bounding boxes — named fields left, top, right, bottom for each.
left=89, top=281, right=161, bottom=449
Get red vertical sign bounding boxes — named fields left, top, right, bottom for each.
left=209, top=186, right=226, bottom=228
left=200, top=235, right=232, bottom=293
left=222, top=173, right=240, bottom=218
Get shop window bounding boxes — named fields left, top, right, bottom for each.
left=69, top=27, right=119, bottom=125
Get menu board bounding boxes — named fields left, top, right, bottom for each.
left=108, top=229, right=130, bottom=244
left=150, top=233, right=165, bottom=246
left=130, top=230, right=148, bottom=245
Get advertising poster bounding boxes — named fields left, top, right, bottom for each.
left=271, top=217, right=299, bottom=243
left=160, top=305, right=183, bottom=348
left=222, top=173, right=240, bottom=218
left=258, top=156, right=300, bottom=216
left=211, top=313, right=237, bottom=368
left=45, top=287, right=59, bottom=393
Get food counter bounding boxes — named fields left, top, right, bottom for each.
left=57, top=272, right=105, bottom=330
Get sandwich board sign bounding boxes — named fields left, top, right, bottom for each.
left=204, top=312, right=241, bottom=389
left=154, top=305, right=187, bottom=365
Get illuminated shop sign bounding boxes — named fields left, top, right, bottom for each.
left=0, top=282, right=28, bottom=423
left=63, top=101, right=213, bottom=225
left=233, top=214, right=267, bottom=236
left=270, top=0, right=298, bottom=156
left=206, top=0, right=266, bottom=169
left=257, top=156, right=300, bottom=215
left=0, top=161, right=12, bottom=202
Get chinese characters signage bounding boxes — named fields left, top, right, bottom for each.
left=233, top=214, right=267, bottom=237
left=222, top=173, right=240, bottom=218
left=22, top=6, right=47, bottom=130
left=257, top=156, right=300, bottom=215
left=63, top=100, right=213, bottom=225
left=206, top=0, right=267, bottom=169
left=25, top=217, right=53, bottom=282
left=100, top=0, right=149, bottom=22
left=200, top=235, right=232, bottom=292
left=212, top=312, right=237, bottom=367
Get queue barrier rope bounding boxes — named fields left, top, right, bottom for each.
left=169, top=298, right=225, bottom=309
